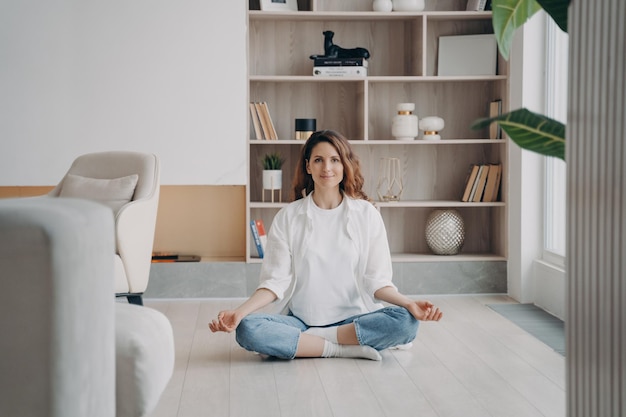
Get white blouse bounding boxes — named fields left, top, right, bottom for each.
left=289, top=197, right=367, bottom=325
left=257, top=193, right=396, bottom=316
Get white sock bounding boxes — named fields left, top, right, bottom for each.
left=304, top=326, right=338, bottom=343
left=390, top=342, right=413, bottom=350
left=321, top=340, right=382, bottom=361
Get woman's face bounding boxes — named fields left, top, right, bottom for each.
left=306, top=141, right=344, bottom=192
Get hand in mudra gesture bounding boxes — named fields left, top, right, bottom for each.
left=406, top=300, right=443, bottom=322
left=209, top=288, right=277, bottom=333
left=208, top=310, right=241, bottom=333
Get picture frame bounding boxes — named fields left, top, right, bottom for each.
left=260, top=0, right=298, bottom=12
left=437, top=34, right=497, bottom=76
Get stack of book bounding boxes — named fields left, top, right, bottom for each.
left=249, top=102, right=278, bottom=140
left=312, top=57, right=368, bottom=77
left=461, top=163, right=502, bottom=202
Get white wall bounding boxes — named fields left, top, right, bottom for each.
left=0, top=0, right=247, bottom=185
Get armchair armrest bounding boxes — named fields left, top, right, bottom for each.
left=0, top=198, right=116, bottom=417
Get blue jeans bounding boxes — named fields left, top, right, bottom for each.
left=235, top=306, right=419, bottom=359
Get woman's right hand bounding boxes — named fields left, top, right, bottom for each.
left=208, top=310, right=242, bottom=333
left=208, top=288, right=278, bottom=333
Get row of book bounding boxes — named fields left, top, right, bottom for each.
left=249, top=219, right=267, bottom=258
left=312, top=57, right=368, bottom=77
left=461, top=163, right=502, bottom=202
left=249, top=102, right=278, bottom=140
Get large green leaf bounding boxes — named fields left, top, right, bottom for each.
left=492, top=0, right=542, bottom=60
left=472, top=108, right=565, bottom=160
left=536, top=0, right=570, bottom=33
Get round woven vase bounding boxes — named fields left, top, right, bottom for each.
left=425, top=209, right=465, bottom=255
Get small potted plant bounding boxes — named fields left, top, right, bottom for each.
left=261, top=152, right=284, bottom=190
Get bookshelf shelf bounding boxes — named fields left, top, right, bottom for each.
left=250, top=75, right=507, bottom=81
left=249, top=200, right=505, bottom=209
left=349, top=139, right=506, bottom=144
left=250, top=139, right=506, bottom=145
left=249, top=202, right=289, bottom=209
left=248, top=10, right=493, bottom=22
left=246, top=0, right=508, bottom=263
left=248, top=252, right=505, bottom=264
left=250, top=75, right=367, bottom=82
left=368, top=75, right=508, bottom=82
left=391, top=253, right=507, bottom=262
left=376, top=200, right=506, bottom=208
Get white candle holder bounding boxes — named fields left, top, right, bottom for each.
left=419, top=116, right=445, bottom=140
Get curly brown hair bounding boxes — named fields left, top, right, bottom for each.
left=292, top=130, right=368, bottom=201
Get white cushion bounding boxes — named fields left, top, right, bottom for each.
left=59, top=174, right=139, bottom=213
left=115, top=303, right=174, bottom=417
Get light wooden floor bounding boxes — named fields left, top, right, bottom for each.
left=145, top=295, right=565, bottom=417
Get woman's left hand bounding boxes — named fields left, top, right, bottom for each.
left=373, top=286, right=443, bottom=322
left=405, top=300, right=443, bottom=321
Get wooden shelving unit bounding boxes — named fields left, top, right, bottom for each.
left=246, top=0, right=508, bottom=264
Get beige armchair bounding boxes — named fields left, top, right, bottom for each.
left=49, top=151, right=160, bottom=305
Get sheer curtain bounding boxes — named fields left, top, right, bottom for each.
left=543, top=18, right=568, bottom=266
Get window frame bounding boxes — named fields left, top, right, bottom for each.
left=542, top=17, right=568, bottom=269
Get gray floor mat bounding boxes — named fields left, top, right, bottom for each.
left=488, top=303, right=565, bottom=355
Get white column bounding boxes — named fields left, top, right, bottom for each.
left=567, top=1, right=626, bottom=416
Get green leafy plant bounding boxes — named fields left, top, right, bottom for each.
left=470, top=0, right=570, bottom=161
left=472, top=108, right=565, bottom=159
left=261, top=152, right=285, bottom=170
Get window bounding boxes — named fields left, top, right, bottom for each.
left=543, top=18, right=568, bottom=265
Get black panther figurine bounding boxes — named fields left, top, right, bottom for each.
left=310, top=31, right=370, bottom=60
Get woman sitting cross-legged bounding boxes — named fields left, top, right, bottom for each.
left=209, top=130, right=442, bottom=360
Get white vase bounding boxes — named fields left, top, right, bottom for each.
left=392, top=0, right=425, bottom=11
left=373, top=0, right=393, bottom=12
left=391, top=103, right=418, bottom=140
left=262, top=170, right=282, bottom=190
